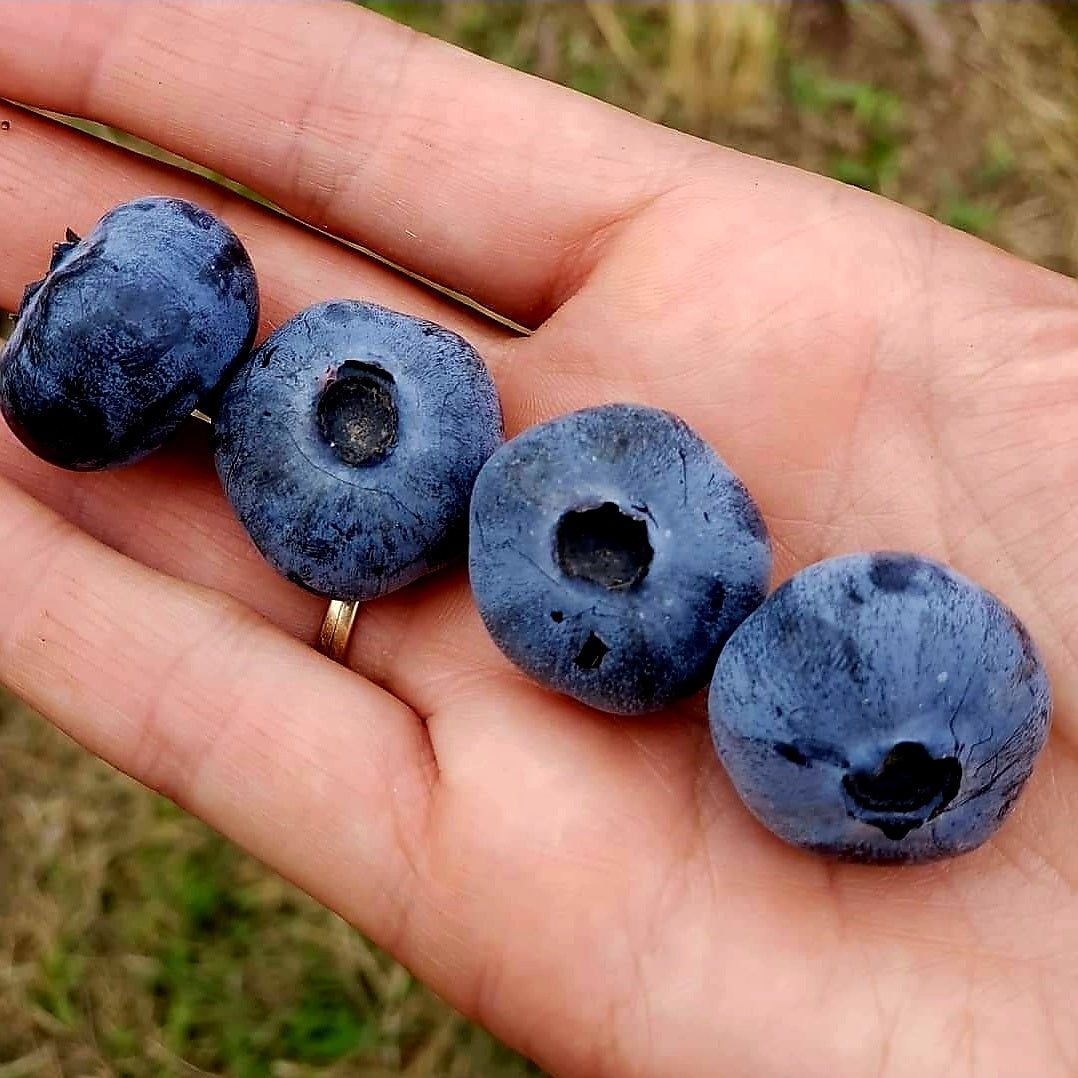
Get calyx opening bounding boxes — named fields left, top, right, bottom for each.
left=317, top=362, right=398, bottom=468
left=555, top=502, right=652, bottom=590
left=842, top=741, right=961, bottom=840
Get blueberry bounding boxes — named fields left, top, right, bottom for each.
left=0, top=197, right=258, bottom=470
left=468, top=404, right=772, bottom=714
left=213, top=299, right=503, bottom=600
left=708, top=552, right=1052, bottom=863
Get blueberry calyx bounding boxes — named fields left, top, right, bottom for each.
left=48, top=228, right=81, bottom=272
left=13, top=228, right=79, bottom=318
left=317, top=361, right=399, bottom=468
left=842, top=741, right=962, bottom=840
left=16, top=279, right=43, bottom=318
left=554, top=501, right=653, bottom=590
left=2, top=197, right=260, bottom=470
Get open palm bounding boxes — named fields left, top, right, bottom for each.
left=2, top=4, right=1077, bottom=1076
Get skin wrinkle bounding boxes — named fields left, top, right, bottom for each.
left=1037, top=760, right=1078, bottom=895
left=126, top=597, right=255, bottom=808
left=1040, top=974, right=1078, bottom=1074
left=0, top=508, right=81, bottom=678
left=813, top=343, right=881, bottom=551
left=859, top=930, right=1026, bottom=1078
left=67, top=1, right=123, bottom=115
left=547, top=189, right=901, bottom=560
left=281, top=747, right=436, bottom=984
left=953, top=955, right=978, bottom=1078
left=567, top=191, right=763, bottom=341
left=933, top=335, right=1078, bottom=689
left=979, top=439, right=1068, bottom=487
left=866, top=943, right=899, bottom=1078
left=602, top=919, right=654, bottom=1078
left=951, top=312, right=1078, bottom=402
left=620, top=726, right=688, bottom=807
left=428, top=732, right=654, bottom=1078
left=361, top=723, right=442, bottom=971
left=950, top=296, right=1074, bottom=365
left=534, top=143, right=734, bottom=330
left=819, top=856, right=868, bottom=992
left=282, top=18, right=419, bottom=230
left=990, top=815, right=1078, bottom=905
left=1028, top=786, right=1078, bottom=902
left=685, top=750, right=733, bottom=890
left=461, top=939, right=517, bottom=1068
left=825, top=881, right=964, bottom=1071
left=541, top=182, right=684, bottom=329
left=935, top=441, right=1077, bottom=748
left=417, top=810, right=542, bottom=1062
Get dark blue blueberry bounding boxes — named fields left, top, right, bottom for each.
left=468, top=404, right=772, bottom=715
left=0, top=197, right=258, bottom=470
left=213, top=299, right=503, bottom=601
left=709, top=552, right=1052, bottom=863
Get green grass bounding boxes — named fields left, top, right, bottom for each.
left=348, top=1, right=1075, bottom=275
left=0, top=701, right=537, bottom=1074
left=939, top=193, right=999, bottom=237
left=783, top=61, right=905, bottom=193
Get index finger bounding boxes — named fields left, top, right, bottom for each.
left=0, top=0, right=706, bottom=328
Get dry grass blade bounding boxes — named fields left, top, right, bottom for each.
left=146, top=1038, right=226, bottom=1077
left=0, top=1048, right=61, bottom=1078
left=401, top=1013, right=465, bottom=1076
left=666, top=0, right=703, bottom=124
left=887, top=0, right=954, bottom=75
left=586, top=1, right=671, bottom=118
left=666, top=0, right=783, bottom=128
left=969, top=2, right=1078, bottom=271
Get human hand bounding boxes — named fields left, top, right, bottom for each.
left=0, top=4, right=1076, bottom=1076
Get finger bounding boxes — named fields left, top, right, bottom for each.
left=0, top=102, right=511, bottom=356
left=0, top=416, right=492, bottom=723
left=0, top=476, right=436, bottom=945
left=0, top=102, right=518, bottom=712
left=0, top=473, right=837, bottom=1078
left=0, top=377, right=709, bottom=839
left=0, top=0, right=707, bottom=327
left=3, top=472, right=1076, bottom=1078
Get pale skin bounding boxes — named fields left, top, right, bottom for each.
left=0, top=3, right=1076, bottom=1075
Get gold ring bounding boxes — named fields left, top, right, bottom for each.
left=316, top=599, right=360, bottom=663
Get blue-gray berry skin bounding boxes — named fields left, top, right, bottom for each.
left=214, top=299, right=503, bottom=601
left=468, top=404, right=772, bottom=715
left=0, top=197, right=258, bottom=470
left=709, top=553, right=1052, bottom=864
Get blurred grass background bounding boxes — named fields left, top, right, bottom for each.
left=1, top=2, right=1076, bottom=1075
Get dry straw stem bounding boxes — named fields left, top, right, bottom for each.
left=666, top=0, right=783, bottom=123
left=0, top=1047, right=61, bottom=1078
left=583, top=1, right=783, bottom=123
left=584, top=1, right=657, bottom=100
left=969, top=3, right=1078, bottom=271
